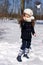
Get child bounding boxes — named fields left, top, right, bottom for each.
left=17, top=8, right=36, bottom=62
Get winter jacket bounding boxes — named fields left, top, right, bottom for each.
left=20, top=20, right=35, bottom=40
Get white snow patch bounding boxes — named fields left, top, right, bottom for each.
left=0, top=19, right=43, bottom=65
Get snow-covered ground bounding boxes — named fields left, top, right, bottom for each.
left=0, top=19, right=43, bottom=65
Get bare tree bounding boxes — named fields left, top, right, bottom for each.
left=0, top=0, right=4, bottom=13
left=0, top=0, right=10, bottom=14
left=4, top=0, right=9, bottom=14
left=10, top=0, right=14, bottom=14
left=21, top=0, right=25, bottom=14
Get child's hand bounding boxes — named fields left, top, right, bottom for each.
left=33, top=33, right=36, bottom=37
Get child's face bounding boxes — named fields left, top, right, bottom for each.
left=24, top=13, right=31, bottom=18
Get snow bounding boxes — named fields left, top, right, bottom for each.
left=0, top=19, right=43, bottom=65
left=36, top=20, right=43, bottom=24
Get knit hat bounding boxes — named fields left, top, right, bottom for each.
left=24, top=8, right=33, bottom=16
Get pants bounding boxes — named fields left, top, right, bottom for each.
left=21, top=39, right=31, bottom=50
left=18, top=39, right=31, bottom=56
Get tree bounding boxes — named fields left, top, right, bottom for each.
left=21, top=0, right=25, bottom=14
left=0, top=0, right=10, bottom=14
left=4, top=0, right=10, bottom=14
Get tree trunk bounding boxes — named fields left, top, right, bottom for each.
left=21, top=0, right=25, bottom=14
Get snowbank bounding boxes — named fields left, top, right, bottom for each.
left=36, top=20, right=43, bottom=24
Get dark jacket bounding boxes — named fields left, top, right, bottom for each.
left=20, top=20, right=35, bottom=40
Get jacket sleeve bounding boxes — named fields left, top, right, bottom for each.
left=31, top=23, right=35, bottom=35
left=31, top=18, right=35, bottom=35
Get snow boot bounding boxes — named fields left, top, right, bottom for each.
left=23, top=54, right=29, bottom=59
left=23, top=48, right=29, bottom=59
left=17, top=56, right=22, bottom=62
left=17, top=49, right=23, bottom=62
